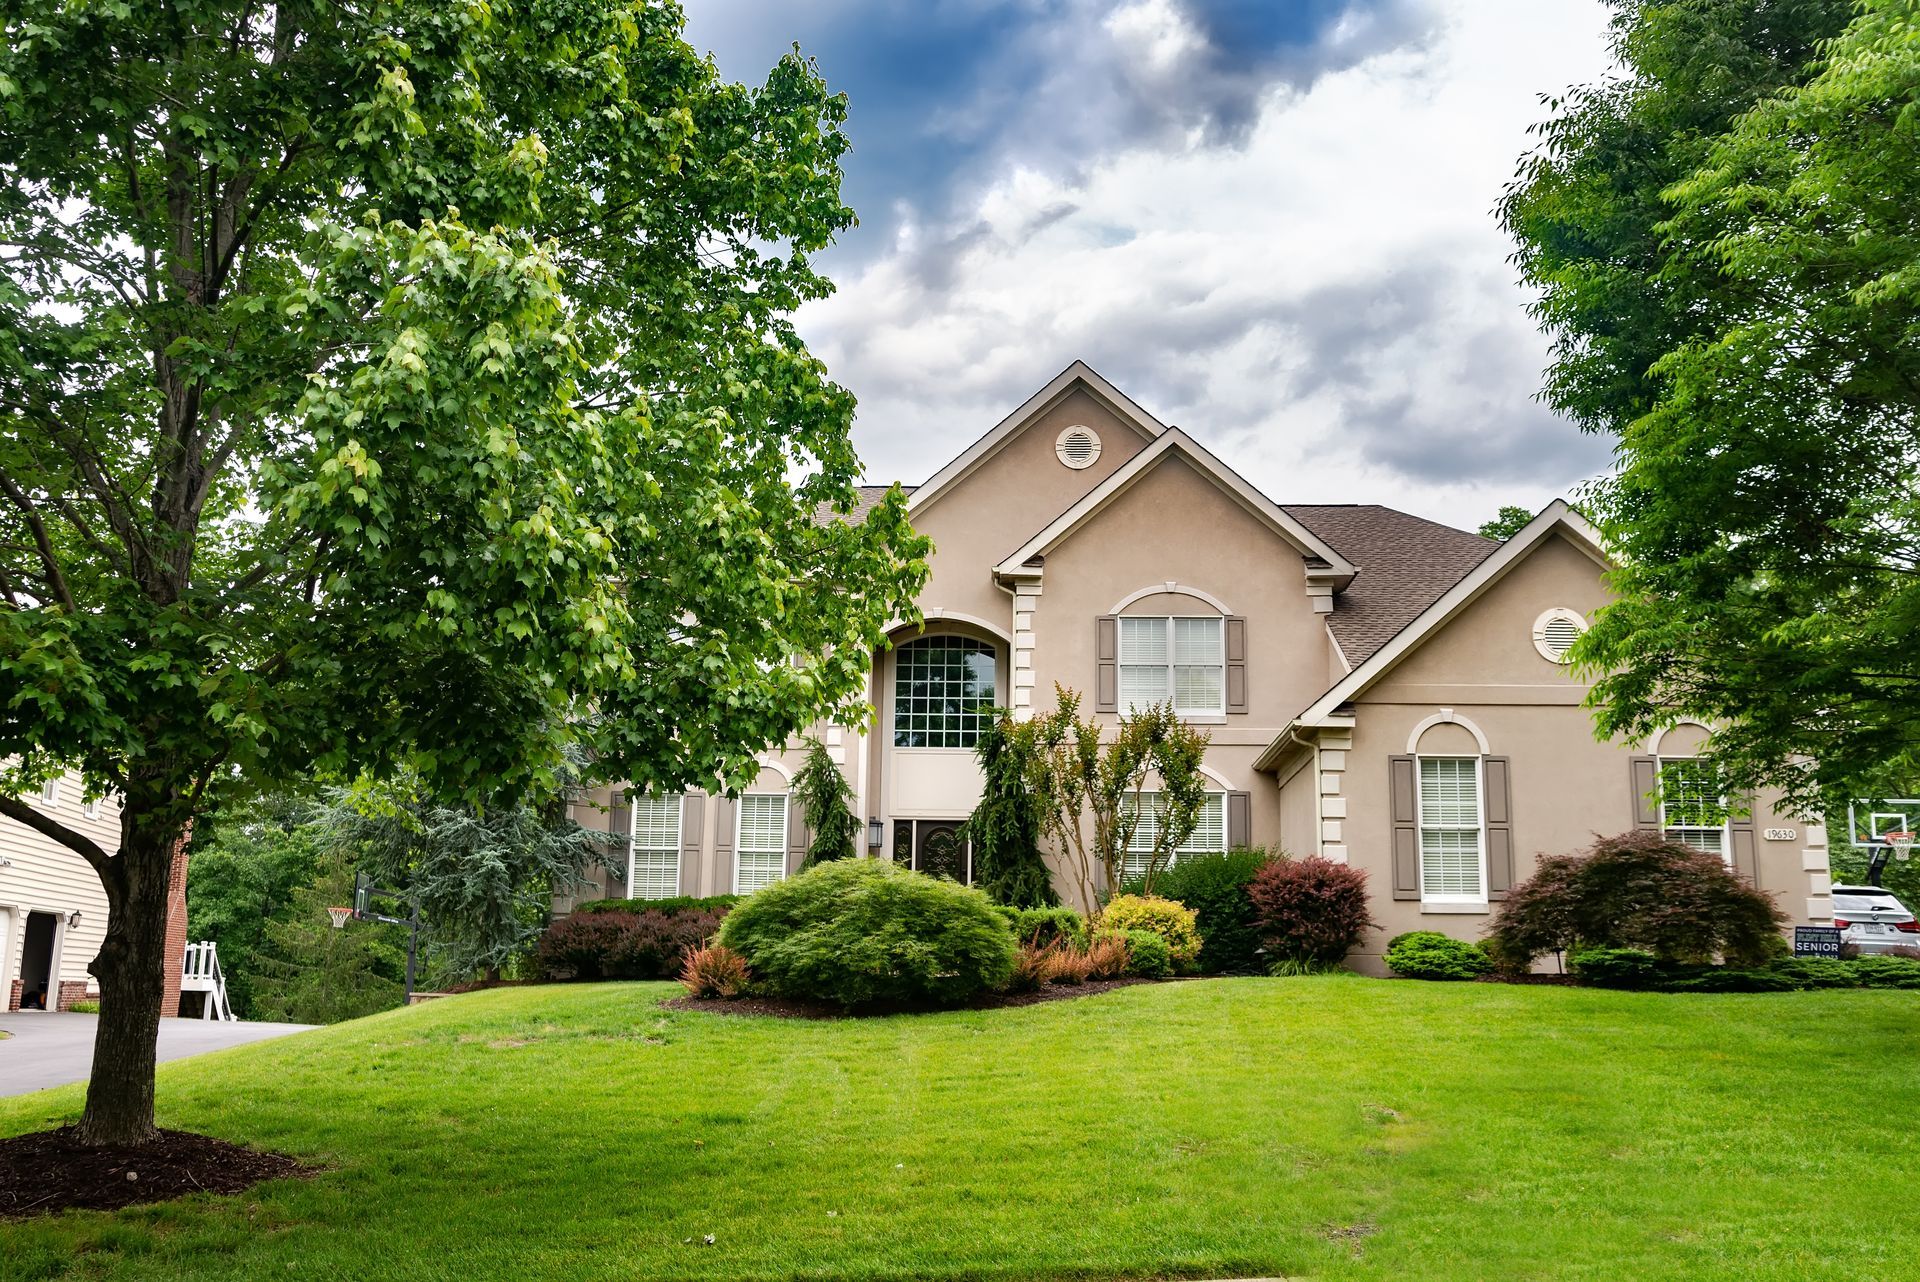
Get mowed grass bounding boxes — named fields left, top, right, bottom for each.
left=2, top=979, right=1915, bottom=1282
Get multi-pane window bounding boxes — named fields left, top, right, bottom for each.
left=1118, top=617, right=1224, bottom=716
left=736, top=794, right=789, bottom=893
left=1418, top=757, right=1484, bottom=901
left=628, top=793, right=683, bottom=899
left=1660, top=759, right=1727, bottom=860
left=35, top=776, right=59, bottom=807
left=1120, top=791, right=1225, bottom=882
left=893, top=637, right=996, bottom=748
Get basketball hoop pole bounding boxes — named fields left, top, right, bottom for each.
left=327, top=871, right=421, bottom=1003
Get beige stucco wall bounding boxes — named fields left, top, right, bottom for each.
left=1320, top=532, right=1831, bottom=972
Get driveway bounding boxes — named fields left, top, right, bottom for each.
left=0, top=1012, right=315, bottom=1097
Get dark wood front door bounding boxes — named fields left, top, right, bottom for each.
left=913, top=820, right=970, bottom=883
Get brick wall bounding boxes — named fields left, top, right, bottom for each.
left=55, top=979, right=90, bottom=1011
left=6, top=979, right=17, bottom=1011
left=160, top=831, right=190, bottom=1017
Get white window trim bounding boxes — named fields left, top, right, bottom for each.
left=1117, top=615, right=1226, bottom=719
left=1657, top=757, right=1731, bottom=866
left=1531, top=607, right=1588, bottom=664
left=82, top=796, right=103, bottom=821
left=1121, top=789, right=1226, bottom=881
left=1416, top=755, right=1487, bottom=906
left=34, top=777, right=60, bottom=808
left=734, top=793, right=790, bottom=895
left=627, top=794, right=684, bottom=900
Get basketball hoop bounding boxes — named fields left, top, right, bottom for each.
left=326, top=906, right=354, bottom=930
left=1886, top=831, right=1915, bottom=863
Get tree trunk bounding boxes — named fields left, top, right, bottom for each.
left=75, top=806, right=184, bottom=1147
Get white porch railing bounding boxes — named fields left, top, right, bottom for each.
left=180, top=940, right=236, bottom=1021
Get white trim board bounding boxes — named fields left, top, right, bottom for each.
left=991, top=429, right=1356, bottom=586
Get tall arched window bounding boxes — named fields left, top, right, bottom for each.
left=893, top=636, right=996, bottom=748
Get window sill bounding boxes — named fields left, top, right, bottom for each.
left=1420, top=901, right=1490, bottom=915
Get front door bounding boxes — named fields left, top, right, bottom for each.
left=912, top=821, right=970, bottom=884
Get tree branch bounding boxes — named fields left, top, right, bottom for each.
left=0, top=792, right=114, bottom=877
left=0, top=470, right=76, bottom=612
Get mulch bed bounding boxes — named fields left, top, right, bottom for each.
left=662, top=976, right=1152, bottom=1021
left=0, top=1126, right=314, bottom=1220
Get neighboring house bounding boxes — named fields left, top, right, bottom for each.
left=565, top=362, right=1836, bottom=970
left=0, top=770, right=193, bottom=1011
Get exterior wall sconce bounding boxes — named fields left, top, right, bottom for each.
left=66, top=909, right=82, bottom=928
left=867, top=818, right=884, bottom=852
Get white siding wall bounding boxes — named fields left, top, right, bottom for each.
left=1, top=769, right=118, bottom=997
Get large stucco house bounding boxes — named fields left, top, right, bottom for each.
left=565, top=362, right=1837, bottom=970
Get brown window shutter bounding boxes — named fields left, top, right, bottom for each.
left=1729, top=793, right=1758, bottom=884
left=610, top=788, right=632, bottom=846
left=1095, top=616, right=1118, bottom=712
left=1227, top=790, right=1252, bottom=850
left=787, top=793, right=811, bottom=874
left=1630, top=757, right=1660, bottom=829
left=1390, top=755, right=1420, bottom=900
left=1483, top=757, right=1514, bottom=900
left=1225, top=616, right=1248, bottom=713
left=707, top=794, right=731, bottom=897
left=677, top=793, right=705, bottom=897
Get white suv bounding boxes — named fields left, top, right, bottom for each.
left=1831, top=885, right=1919, bottom=955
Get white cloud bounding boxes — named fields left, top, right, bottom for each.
left=797, top=0, right=1618, bottom=529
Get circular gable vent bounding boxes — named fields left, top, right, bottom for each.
left=1055, top=425, right=1102, bottom=470
left=1532, top=608, right=1587, bottom=663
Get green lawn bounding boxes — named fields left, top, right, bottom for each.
left=3, top=979, right=1915, bottom=1282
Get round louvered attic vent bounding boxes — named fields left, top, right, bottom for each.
left=1054, top=425, right=1102, bottom=470
left=1532, top=608, right=1587, bottom=664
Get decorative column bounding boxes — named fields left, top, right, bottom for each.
left=1011, top=579, right=1041, bottom=721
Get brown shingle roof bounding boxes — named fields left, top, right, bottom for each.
left=1281, top=505, right=1498, bottom=668
left=813, top=484, right=916, bottom=526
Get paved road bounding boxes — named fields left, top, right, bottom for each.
left=0, top=1012, right=315, bottom=1097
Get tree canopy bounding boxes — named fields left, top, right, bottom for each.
left=1501, top=0, right=1916, bottom=810
left=0, top=0, right=927, bottom=1144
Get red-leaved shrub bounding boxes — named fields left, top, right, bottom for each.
left=1247, top=856, right=1377, bottom=965
left=538, top=908, right=726, bottom=981
left=1486, top=831, right=1786, bottom=971
left=1084, top=934, right=1129, bottom=980
left=679, top=944, right=752, bottom=998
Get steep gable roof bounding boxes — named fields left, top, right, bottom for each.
left=1282, top=505, right=1499, bottom=667
left=908, top=360, right=1167, bottom=518
left=991, top=429, right=1356, bottom=585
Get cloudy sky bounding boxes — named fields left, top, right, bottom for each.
left=684, top=0, right=1621, bottom=529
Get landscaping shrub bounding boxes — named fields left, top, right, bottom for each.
left=679, top=944, right=751, bottom=998
left=1099, top=895, right=1202, bottom=971
left=1247, top=856, right=1376, bottom=965
left=1852, top=955, right=1920, bottom=988
left=67, top=999, right=100, bottom=1014
left=1003, top=943, right=1056, bottom=993
left=1568, top=946, right=1664, bottom=989
left=1487, top=831, right=1786, bottom=971
left=1046, top=945, right=1096, bottom=985
left=1085, top=933, right=1129, bottom=980
left=715, top=860, right=1016, bottom=1007
left=1268, top=957, right=1355, bottom=977
left=575, top=895, right=739, bottom=917
left=1120, top=848, right=1274, bottom=973
left=1120, top=928, right=1172, bottom=979
left=1010, top=905, right=1088, bottom=950
left=538, top=909, right=723, bottom=981
left=1385, top=931, right=1493, bottom=981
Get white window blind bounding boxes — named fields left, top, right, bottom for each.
left=1659, top=759, right=1727, bottom=861
left=628, top=794, right=683, bottom=899
left=1120, top=791, right=1225, bottom=882
left=736, top=794, right=789, bottom=893
left=1118, top=617, right=1224, bottom=716
left=1418, top=757, right=1483, bottom=900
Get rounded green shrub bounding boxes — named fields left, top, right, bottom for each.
left=716, top=860, right=1016, bottom=1007
left=1011, top=905, right=1088, bottom=950
left=1120, top=849, right=1273, bottom=973
left=1385, top=930, right=1492, bottom=981
left=1850, top=955, right=1920, bottom=989
left=1099, top=894, right=1202, bottom=971
left=1568, top=946, right=1664, bottom=989
left=1120, top=928, right=1172, bottom=978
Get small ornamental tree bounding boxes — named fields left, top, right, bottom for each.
left=1026, top=686, right=1211, bottom=909
left=0, top=4, right=928, bottom=1145
left=966, top=712, right=1057, bottom=907
left=793, top=738, right=861, bottom=870
left=1247, top=857, right=1377, bottom=966
left=1485, top=830, right=1787, bottom=971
